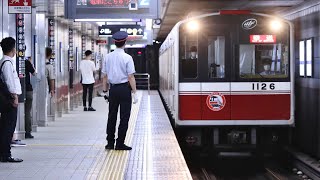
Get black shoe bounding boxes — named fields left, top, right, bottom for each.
left=25, top=133, right=34, bottom=139
left=0, top=157, right=23, bottom=163
left=105, top=144, right=114, bottom=150
left=88, top=107, right=96, bottom=111
left=84, top=107, right=88, bottom=111
left=11, top=140, right=26, bottom=147
left=115, top=144, right=132, bottom=150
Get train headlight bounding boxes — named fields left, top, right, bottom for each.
left=187, top=21, right=199, bottom=32
left=270, top=20, right=282, bottom=31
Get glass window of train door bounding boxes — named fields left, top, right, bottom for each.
left=179, top=23, right=199, bottom=81
left=207, top=36, right=226, bottom=79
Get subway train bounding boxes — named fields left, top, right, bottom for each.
left=159, top=11, right=294, bottom=153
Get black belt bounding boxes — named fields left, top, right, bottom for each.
left=110, top=82, right=128, bottom=87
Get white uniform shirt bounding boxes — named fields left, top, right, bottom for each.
left=0, top=55, right=22, bottom=95
left=80, top=59, right=96, bottom=84
left=102, top=48, right=135, bottom=84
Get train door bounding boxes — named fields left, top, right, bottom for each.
left=178, top=25, right=202, bottom=120
left=199, top=32, right=231, bottom=120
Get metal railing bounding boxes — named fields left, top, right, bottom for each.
left=134, top=73, right=150, bottom=94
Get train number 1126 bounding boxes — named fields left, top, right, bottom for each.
left=252, top=83, right=275, bottom=90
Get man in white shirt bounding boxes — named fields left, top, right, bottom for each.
left=80, top=50, right=96, bottom=111
left=102, top=31, right=138, bottom=151
left=0, top=37, right=23, bottom=163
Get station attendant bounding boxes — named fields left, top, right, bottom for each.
left=102, top=31, right=138, bottom=151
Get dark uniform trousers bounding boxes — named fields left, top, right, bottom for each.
left=25, top=91, right=33, bottom=133
left=0, top=107, right=18, bottom=158
left=107, top=83, right=132, bottom=145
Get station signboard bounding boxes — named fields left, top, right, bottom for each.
left=16, top=13, right=25, bottom=102
left=99, top=25, right=144, bottom=37
left=8, top=0, right=32, bottom=14
left=68, top=28, right=74, bottom=88
left=81, top=35, right=86, bottom=59
left=48, top=19, right=55, bottom=64
left=16, top=13, right=25, bottom=78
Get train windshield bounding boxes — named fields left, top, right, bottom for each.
left=179, top=15, right=291, bottom=82
left=239, top=44, right=289, bottom=79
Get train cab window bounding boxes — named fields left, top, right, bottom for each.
left=208, top=36, right=225, bottom=78
left=239, top=44, right=289, bottom=79
left=180, top=24, right=198, bottom=79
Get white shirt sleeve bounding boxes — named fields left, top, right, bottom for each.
left=101, top=55, right=107, bottom=74
left=126, top=56, right=136, bottom=75
left=2, top=61, right=22, bottom=94
left=91, top=61, right=96, bottom=71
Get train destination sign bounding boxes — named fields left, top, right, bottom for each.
left=99, top=25, right=144, bottom=37
left=250, top=35, right=276, bottom=43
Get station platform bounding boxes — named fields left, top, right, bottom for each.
left=0, top=91, right=192, bottom=180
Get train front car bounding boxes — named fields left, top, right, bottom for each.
left=160, top=11, right=294, bottom=154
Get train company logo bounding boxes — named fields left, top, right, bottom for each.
left=206, top=93, right=226, bottom=112
left=242, top=18, right=257, bottom=30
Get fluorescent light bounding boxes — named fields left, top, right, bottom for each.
left=125, top=44, right=146, bottom=48
left=75, top=19, right=140, bottom=22
left=96, top=22, right=105, bottom=26
left=106, top=22, right=137, bottom=25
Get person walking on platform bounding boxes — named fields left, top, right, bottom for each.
left=80, top=50, right=97, bottom=111
left=45, top=47, right=55, bottom=97
left=0, top=37, right=23, bottom=162
left=102, top=31, right=138, bottom=151
left=25, top=57, right=36, bottom=139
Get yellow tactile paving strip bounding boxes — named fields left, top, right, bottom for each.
left=94, top=91, right=142, bottom=180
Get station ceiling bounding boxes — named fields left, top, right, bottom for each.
left=32, top=0, right=98, bottom=38
left=156, top=0, right=311, bottom=39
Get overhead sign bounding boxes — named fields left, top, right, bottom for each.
left=96, top=40, right=107, bottom=45
left=77, top=0, right=150, bottom=7
left=250, top=35, right=276, bottom=43
left=65, top=0, right=157, bottom=19
left=99, top=25, right=144, bottom=37
left=8, top=0, right=32, bottom=14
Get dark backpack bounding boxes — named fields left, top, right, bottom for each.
left=0, top=60, right=15, bottom=112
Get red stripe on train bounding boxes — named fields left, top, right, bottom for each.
left=179, top=94, right=290, bottom=120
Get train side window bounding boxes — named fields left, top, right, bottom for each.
left=239, top=44, right=289, bottom=79
left=180, top=25, right=198, bottom=79
left=208, top=36, right=225, bottom=78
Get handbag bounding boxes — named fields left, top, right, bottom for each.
left=0, top=60, right=15, bottom=112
